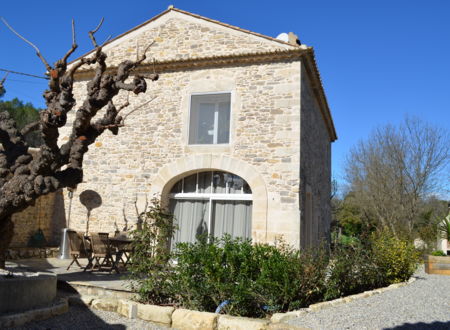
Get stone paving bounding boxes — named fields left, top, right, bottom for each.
left=6, top=258, right=129, bottom=292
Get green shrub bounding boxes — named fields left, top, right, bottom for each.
left=128, top=225, right=419, bottom=318
left=370, top=229, right=419, bottom=283
left=325, top=243, right=381, bottom=300
left=431, top=250, right=447, bottom=256
left=336, top=234, right=361, bottom=247
left=171, top=236, right=328, bottom=317
left=128, top=198, right=177, bottom=305
left=253, top=242, right=328, bottom=313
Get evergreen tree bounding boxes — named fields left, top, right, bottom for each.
left=0, top=98, right=42, bottom=147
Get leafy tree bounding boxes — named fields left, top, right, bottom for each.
left=335, top=193, right=365, bottom=237
left=414, top=197, right=447, bottom=249
left=0, top=98, right=42, bottom=147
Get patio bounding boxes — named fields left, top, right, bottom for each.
left=5, top=258, right=134, bottom=299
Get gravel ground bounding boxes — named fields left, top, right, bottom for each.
left=8, top=266, right=450, bottom=330
left=288, top=266, right=450, bottom=330
left=12, top=305, right=170, bottom=330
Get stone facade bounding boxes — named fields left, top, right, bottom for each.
left=10, top=148, right=66, bottom=248
left=299, top=64, right=332, bottom=248
left=58, top=7, right=336, bottom=249
left=75, top=9, right=292, bottom=69
left=10, top=191, right=65, bottom=248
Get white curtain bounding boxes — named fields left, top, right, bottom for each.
left=212, top=201, right=252, bottom=239
left=170, top=199, right=209, bottom=248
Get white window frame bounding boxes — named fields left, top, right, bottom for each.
left=187, top=91, right=232, bottom=145
left=169, top=171, right=252, bottom=239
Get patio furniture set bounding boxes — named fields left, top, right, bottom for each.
left=66, top=230, right=133, bottom=273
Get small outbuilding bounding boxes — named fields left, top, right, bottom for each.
left=57, top=7, right=337, bottom=249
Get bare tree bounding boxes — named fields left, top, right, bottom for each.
left=0, top=19, right=158, bottom=267
left=345, top=117, right=450, bottom=238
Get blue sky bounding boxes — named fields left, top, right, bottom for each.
left=1, top=0, right=449, bottom=189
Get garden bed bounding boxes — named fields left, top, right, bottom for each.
left=74, top=276, right=416, bottom=330
left=127, top=204, right=420, bottom=319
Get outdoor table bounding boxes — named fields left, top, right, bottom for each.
left=110, top=236, right=133, bottom=268
left=83, top=234, right=121, bottom=273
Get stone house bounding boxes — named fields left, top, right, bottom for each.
left=53, top=6, right=337, bottom=250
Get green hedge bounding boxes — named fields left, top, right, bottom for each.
left=171, top=236, right=328, bottom=317
left=129, top=229, right=419, bottom=317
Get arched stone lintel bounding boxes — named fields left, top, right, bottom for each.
left=151, top=154, right=269, bottom=243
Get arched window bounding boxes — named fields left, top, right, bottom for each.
left=169, top=171, right=252, bottom=246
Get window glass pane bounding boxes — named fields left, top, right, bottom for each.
left=243, top=181, right=252, bottom=194
left=170, top=180, right=182, bottom=194
left=188, top=103, right=199, bottom=144
left=171, top=171, right=251, bottom=195
left=213, top=171, right=226, bottom=193
left=217, top=101, right=230, bottom=144
left=189, top=98, right=215, bottom=144
left=183, top=173, right=197, bottom=193
left=198, top=103, right=215, bottom=144
left=228, top=174, right=243, bottom=194
left=198, top=171, right=212, bottom=193
left=189, top=94, right=231, bottom=145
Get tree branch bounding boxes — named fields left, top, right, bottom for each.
left=1, top=17, right=51, bottom=72
left=121, top=96, right=157, bottom=122
left=20, top=121, right=41, bottom=136
left=0, top=72, right=8, bottom=86
left=0, top=18, right=159, bottom=258
left=88, top=18, right=104, bottom=48
left=62, top=19, right=78, bottom=63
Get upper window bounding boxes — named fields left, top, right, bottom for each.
left=188, top=93, right=231, bottom=145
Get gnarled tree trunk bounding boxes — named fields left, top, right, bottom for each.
left=0, top=19, right=158, bottom=267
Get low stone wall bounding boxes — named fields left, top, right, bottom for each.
left=67, top=277, right=416, bottom=330
left=6, top=247, right=59, bottom=260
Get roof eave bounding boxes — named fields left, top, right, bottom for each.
left=301, top=47, right=337, bottom=142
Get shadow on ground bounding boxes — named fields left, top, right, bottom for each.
left=10, top=305, right=128, bottom=330
left=385, top=321, right=450, bottom=330
left=6, top=258, right=129, bottom=286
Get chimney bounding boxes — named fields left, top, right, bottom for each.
left=288, top=32, right=301, bottom=46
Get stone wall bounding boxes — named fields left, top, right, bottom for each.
left=75, top=10, right=294, bottom=69
left=299, top=63, right=332, bottom=248
left=10, top=190, right=66, bottom=248
left=60, top=59, right=302, bottom=247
